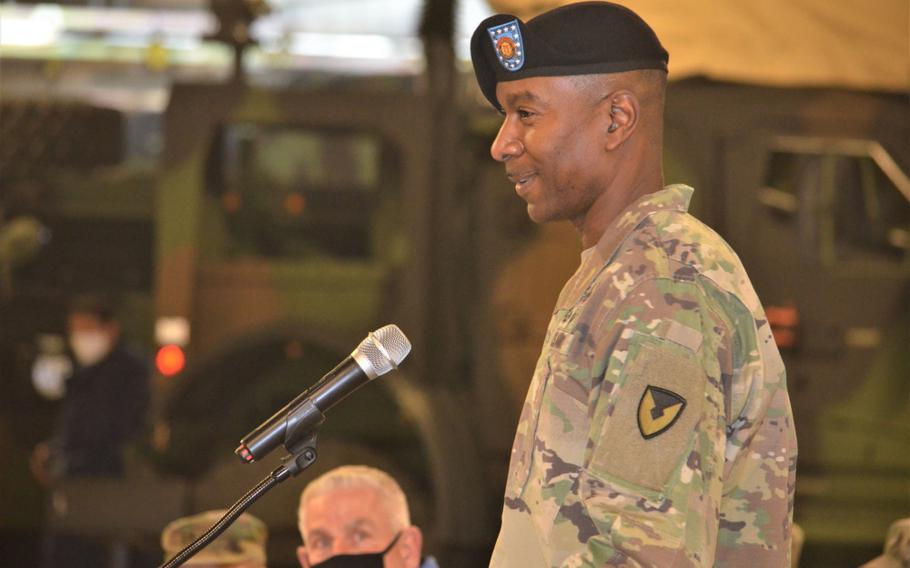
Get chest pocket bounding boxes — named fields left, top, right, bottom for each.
left=534, top=323, right=594, bottom=472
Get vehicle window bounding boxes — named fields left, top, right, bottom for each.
left=209, top=123, right=390, bottom=259
left=760, top=151, right=808, bottom=216
left=760, top=139, right=909, bottom=267
left=831, top=155, right=909, bottom=263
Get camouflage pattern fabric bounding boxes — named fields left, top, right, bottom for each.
left=161, top=509, right=267, bottom=566
left=489, top=185, right=797, bottom=567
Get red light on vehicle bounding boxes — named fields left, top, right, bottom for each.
left=222, top=191, right=242, bottom=213
left=766, top=304, right=799, bottom=349
left=156, top=345, right=185, bottom=377
left=772, top=328, right=797, bottom=349
left=284, top=193, right=306, bottom=216
left=766, top=305, right=799, bottom=328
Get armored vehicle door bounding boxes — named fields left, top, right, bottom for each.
left=724, top=132, right=910, bottom=557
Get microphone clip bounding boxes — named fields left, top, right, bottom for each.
left=237, top=400, right=324, bottom=480
left=278, top=431, right=320, bottom=479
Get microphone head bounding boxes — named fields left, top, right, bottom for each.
left=352, top=324, right=411, bottom=379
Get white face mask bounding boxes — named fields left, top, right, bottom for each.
left=32, top=353, right=73, bottom=400
left=69, top=330, right=113, bottom=367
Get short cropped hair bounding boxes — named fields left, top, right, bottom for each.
left=298, top=465, right=410, bottom=537
left=68, top=293, right=118, bottom=323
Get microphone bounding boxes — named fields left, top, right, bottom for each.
left=235, top=324, right=411, bottom=463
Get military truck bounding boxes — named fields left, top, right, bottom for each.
left=148, top=79, right=499, bottom=565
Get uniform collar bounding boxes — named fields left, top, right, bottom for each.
left=592, top=184, right=694, bottom=264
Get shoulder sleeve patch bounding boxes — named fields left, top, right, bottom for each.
left=589, top=337, right=706, bottom=492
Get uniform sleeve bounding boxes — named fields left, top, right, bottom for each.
left=560, top=276, right=731, bottom=567
left=710, top=286, right=796, bottom=566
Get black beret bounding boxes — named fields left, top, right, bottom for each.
left=471, top=1, right=669, bottom=111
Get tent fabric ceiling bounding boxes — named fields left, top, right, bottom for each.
left=487, top=0, right=910, bottom=92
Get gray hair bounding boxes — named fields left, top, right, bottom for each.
left=298, top=465, right=410, bottom=538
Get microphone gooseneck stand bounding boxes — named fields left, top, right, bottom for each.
left=158, top=431, right=320, bottom=568
left=159, top=324, right=412, bottom=568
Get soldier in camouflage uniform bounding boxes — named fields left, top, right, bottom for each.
left=470, top=3, right=797, bottom=566
left=161, top=510, right=268, bottom=568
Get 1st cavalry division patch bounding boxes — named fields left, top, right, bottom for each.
left=486, top=20, right=525, bottom=71
left=638, top=385, right=686, bottom=439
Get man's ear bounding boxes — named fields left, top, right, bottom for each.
left=604, top=90, right=639, bottom=151
left=297, top=545, right=311, bottom=568
left=395, top=526, right=423, bottom=568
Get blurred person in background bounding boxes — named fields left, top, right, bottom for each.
left=161, top=510, right=268, bottom=568
left=30, top=294, right=150, bottom=568
left=860, top=518, right=910, bottom=568
left=296, top=465, right=439, bottom=568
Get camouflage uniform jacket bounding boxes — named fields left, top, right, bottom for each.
left=489, top=185, right=797, bottom=567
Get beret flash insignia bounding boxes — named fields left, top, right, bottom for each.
left=487, top=20, right=524, bottom=71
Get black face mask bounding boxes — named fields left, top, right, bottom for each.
left=310, top=532, right=401, bottom=568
